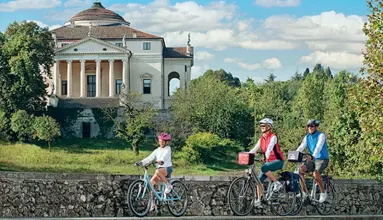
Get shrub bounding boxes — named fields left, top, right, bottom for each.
left=0, top=110, right=11, bottom=141
left=33, top=115, right=61, bottom=151
left=181, top=132, right=241, bottom=165
left=10, top=110, right=34, bottom=142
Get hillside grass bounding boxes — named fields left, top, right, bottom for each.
left=0, top=138, right=244, bottom=176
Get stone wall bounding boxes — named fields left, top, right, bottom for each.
left=0, top=171, right=381, bottom=217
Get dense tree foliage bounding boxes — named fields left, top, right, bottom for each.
left=0, top=21, right=54, bottom=113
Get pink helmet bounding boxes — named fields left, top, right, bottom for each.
left=158, top=132, right=171, bottom=141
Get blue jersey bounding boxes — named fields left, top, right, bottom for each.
left=306, top=131, right=329, bottom=160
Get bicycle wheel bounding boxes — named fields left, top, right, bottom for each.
left=270, top=181, right=297, bottom=216
left=289, top=181, right=304, bottom=216
left=167, top=180, right=188, bottom=217
left=316, top=179, right=336, bottom=215
left=127, top=179, right=151, bottom=217
left=228, top=177, right=257, bottom=216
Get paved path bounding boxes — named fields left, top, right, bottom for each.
left=6, top=215, right=383, bottom=220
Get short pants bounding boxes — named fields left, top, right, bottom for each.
left=258, top=160, right=284, bottom=182
left=304, top=159, right=329, bottom=174
left=158, top=166, right=173, bottom=178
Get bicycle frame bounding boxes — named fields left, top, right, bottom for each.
left=136, top=165, right=181, bottom=203
left=246, top=163, right=274, bottom=202
left=294, top=161, right=323, bottom=204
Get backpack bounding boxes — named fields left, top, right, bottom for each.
left=279, top=171, right=299, bottom=192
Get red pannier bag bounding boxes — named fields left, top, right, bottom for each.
left=238, top=152, right=255, bottom=165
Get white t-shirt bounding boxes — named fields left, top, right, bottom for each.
left=141, top=146, right=172, bottom=168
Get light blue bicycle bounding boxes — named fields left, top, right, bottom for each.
left=127, top=161, right=188, bottom=217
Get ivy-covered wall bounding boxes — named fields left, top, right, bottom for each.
left=48, top=108, right=118, bottom=139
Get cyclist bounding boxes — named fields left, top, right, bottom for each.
left=137, top=132, right=173, bottom=210
left=296, top=119, right=329, bottom=203
left=250, top=118, right=284, bottom=207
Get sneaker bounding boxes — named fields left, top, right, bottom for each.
left=254, top=199, right=262, bottom=208
left=165, top=183, right=173, bottom=194
left=150, top=200, right=157, bottom=211
left=319, top=192, right=327, bottom=203
left=273, top=181, right=283, bottom=192
left=296, top=192, right=308, bottom=199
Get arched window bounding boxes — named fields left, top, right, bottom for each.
left=168, top=72, right=180, bottom=96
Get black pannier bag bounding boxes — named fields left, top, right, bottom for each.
left=279, top=171, right=300, bottom=192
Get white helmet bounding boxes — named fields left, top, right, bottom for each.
left=259, top=118, right=273, bottom=127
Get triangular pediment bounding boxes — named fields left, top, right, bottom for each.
left=55, top=37, right=130, bottom=54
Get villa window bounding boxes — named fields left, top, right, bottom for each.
left=62, top=80, right=67, bottom=95
left=116, top=79, right=122, bottom=94
left=143, top=79, right=151, bottom=94
left=143, top=42, right=151, bottom=50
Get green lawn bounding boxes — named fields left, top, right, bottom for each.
left=0, top=138, right=244, bottom=176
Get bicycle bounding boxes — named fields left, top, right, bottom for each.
left=127, top=161, right=188, bottom=217
left=227, top=153, right=296, bottom=216
left=288, top=151, right=336, bottom=215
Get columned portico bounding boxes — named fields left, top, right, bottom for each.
left=67, top=60, right=72, bottom=98
left=109, top=60, right=115, bottom=97
left=53, top=60, right=60, bottom=96
left=96, top=59, right=101, bottom=97
left=80, top=60, right=86, bottom=97
left=122, top=59, right=128, bottom=95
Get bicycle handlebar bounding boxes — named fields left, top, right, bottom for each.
left=134, top=160, right=157, bottom=169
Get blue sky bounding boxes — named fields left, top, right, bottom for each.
left=0, top=0, right=369, bottom=82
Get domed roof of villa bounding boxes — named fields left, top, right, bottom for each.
left=67, top=2, right=129, bottom=26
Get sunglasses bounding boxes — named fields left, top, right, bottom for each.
left=260, top=125, right=267, bottom=128
left=307, top=125, right=316, bottom=128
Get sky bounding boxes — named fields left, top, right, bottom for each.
left=0, top=0, right=370, bottom=83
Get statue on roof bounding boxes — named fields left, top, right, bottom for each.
left=187, top=33, right=191, bottom=46
left=88, top=23, right=93, bottom=37
left=122, top=34, right=126, bottom=47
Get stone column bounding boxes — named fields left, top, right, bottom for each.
left=80, top=60, right=86, bottom=97
left=122, top=59, right=128, bottom=95
left=180, top=70, right=185, bottom=90
left=53, top=60, right=60, bottom=95
left=96, top=59, right=101, bottom=97
left=67, top=60, right=72, bottom=98
left=109, top=60, right=115, bottom=97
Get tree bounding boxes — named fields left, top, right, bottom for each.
left=0, top=21, right=54, bottom=112
left=171, top=75, right=253, bottom=146
left=303, top=68, right=310, bottom=79
left=201, top=69, right=241, bottom=87
left=323, top=71, right=361, bottom=176
left=33, top=115, right=61, bottom=151
left=265, top=73, right=276, bottom=83
left=105, top=90, right=155, bottom=155
left=292, top=69, right=327, bottom=123
left=324, top=67, right=333, bottom=79
left=10, top=110, right=34, bottom=142
left=0, top=110, right=11, bottom=141
left=349, top=0, right=383, bottom=177
left=291, top=72, right=303, bottom=81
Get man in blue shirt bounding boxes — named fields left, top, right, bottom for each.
left=296, top=119, right=329, bottom=203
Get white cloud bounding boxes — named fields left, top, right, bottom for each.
left=263, top=58, right=282, bottom=70
left=110, top=0, right=236, bottom=33
left=225, top=57, right=283, bottom=70
left=163, top=31, right=297, bottom=50
left=27, top=20, right=62, bottom=30
left=64, top=0, right=90, bottom=7
left=300, top=51, right=363, bottom=69
left=45, top=8, right=82, bottom=21
left=225, top=58, right=262, bottom=71
left=191, top=65, right=210, bottom=79
left=263, top=11, right=367, bottom=43
left=255, top=0, right=301, bottom=8
left=0, top=0, right=61, bottom=12
left=195, top=51, right=215, bottom=61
